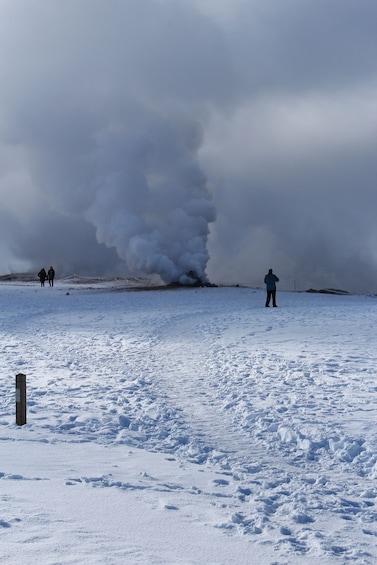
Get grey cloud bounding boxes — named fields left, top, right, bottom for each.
left=227, top=0, right=377, bottom=94
left=0, top=0, right=376, bottom=292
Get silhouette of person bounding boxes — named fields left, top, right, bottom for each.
left=38, top=268, right=47, bottom=287
left=264, top=268, right=279, bottom=307
left=48, top=266, right=55, bottom=287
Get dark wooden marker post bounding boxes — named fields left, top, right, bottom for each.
left=16, top=373, right=26, bottom=425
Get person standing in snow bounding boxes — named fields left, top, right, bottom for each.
left=264, top=268, right=279, bottom=307
left=38, top=267, right=47, bottom=287
left=48, top=266, right=55, bottom=287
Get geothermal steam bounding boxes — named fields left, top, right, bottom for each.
left=85, top=118, right=215, bottom=285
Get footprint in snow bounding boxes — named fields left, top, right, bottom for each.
left=213, top=479, right=229, bottom=486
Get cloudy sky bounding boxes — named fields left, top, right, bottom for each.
left=0, top=0, right=376, bottom=292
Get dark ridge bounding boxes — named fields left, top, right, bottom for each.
left=306, top=288, right=350, bottom=295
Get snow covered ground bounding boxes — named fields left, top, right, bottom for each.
left=1, top=280, right=377, bottom=564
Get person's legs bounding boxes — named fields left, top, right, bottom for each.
left=272, top=290, right=277, bottom=307
left=266, top=290, right=272, bottom=307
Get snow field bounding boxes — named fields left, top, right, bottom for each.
left=1, top=282, right=377, bottom=564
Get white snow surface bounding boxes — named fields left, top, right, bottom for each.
left=1, top=280, right=377, bottom=564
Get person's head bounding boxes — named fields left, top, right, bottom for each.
left=268, top=268, right=273, bottom=274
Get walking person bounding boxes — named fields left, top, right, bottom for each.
left=38, top=268, right=47, bottom=287
left=48, top=266, right=55, bottom=287
left=264, top=268, right=279, bottom=307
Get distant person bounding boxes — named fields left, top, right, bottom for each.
left=38, top=268, right=47, bottom=287
left=264, top=268, right=279, bottom=307
left=48, top=266, right=55, bottom=287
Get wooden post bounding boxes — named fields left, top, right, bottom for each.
left=16, top=373, right=26, bottom=426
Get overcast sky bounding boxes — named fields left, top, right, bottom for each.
left=0, top=0, right=376, bottom=292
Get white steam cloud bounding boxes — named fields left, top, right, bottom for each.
left=86, top=117, right=215, bottom=284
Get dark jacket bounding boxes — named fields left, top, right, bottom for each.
left=38, top=269, right=47, bottom=282
left=264, top=272, right=279, bottom=291
left=48, top=267, right=55, bottom=280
